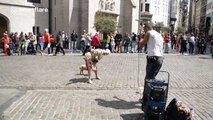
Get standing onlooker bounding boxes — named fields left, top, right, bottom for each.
left=50, top=35, right=55, bottom=54
left=171, top=33, right=176, bottom=49
left=9, top=32, right=15, bottom=54
left=13, top=32, right=19, bottom=53
left=53, top=31, right=65, bottom=56
left=62, top=31, right=65, bottom=48
left=164, top=34, right=170, bottom=53
left=1, top=34, right=11, bottom=55
left=180, top=33, right=187, bottom=54
left=39, top=33, right=44, bottom=55
left=199, top=34, right=207, bottom=54
left=64, top=33, right=69, bottom=49
left=1, top=31, right=8, bottom=52
left=29, top=32, right=37, bottom=53
left=24, top=34, right=30, bottom=54
left=83, top=33, right=92, bottom=56
left=139, top=24, right=164, bottom=110
left=188, top=33, right=195, bottom=55
left=110, top=34, right=115, bottom=53
left=123, top=33, right=130, bottom=53
left=44, top=29, right=51, bottom=55
left=130, top=32, right=137, bottom=53
left=137, top=32, right=143, bottom=53
left=91, top=33, right=101, bottom=49
left=114, top=32, right=122, bottom=53
left=80, top=35, right=86, bottom=53
left=18, top=32, right=25, bottom=55
left=70, top=30, right=78, bottom=53
left=106, top=33, right=111, bottom=49
left=176, top=34, right=181, bottom=52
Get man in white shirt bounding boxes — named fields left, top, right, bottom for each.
left=139, top=24, right=164, bottom=110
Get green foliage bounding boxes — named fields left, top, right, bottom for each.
left=94, top=16, right=116, bottom=34
left=176, top=26, right=185, bottom=33
left=153, top=22, right=171, bottom=34
left=153, top=22, right=164, bottom=32
left=161, top=26, right=171, bottom=34
left=155, top=22, right=164, bottom=28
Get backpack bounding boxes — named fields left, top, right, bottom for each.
left=165, top=98, right=192, bottom=120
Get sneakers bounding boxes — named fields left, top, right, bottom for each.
left=96, top=76, right=101, bottom=80
left=88, top=77, right=101, bottom=84
left=88, top=79, right=93, bottom=84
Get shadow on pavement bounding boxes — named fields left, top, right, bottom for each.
left=199, top=56, right=212, bottom=59
left=95, top=96, right=141, bottom=110
left=120, top=113, right=144, bottom=120
left=75, top=73, right=88, bottom=76
left=66, top=78, right=88, bottom=85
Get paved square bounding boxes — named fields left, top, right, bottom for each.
left=0, top=53, right=212, bottom=120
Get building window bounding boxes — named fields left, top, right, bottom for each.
left=27, top=0, right=41, bottom=3
left=207, top=3, right=211, bottom=10
left=37, top=27, right=40, bottom=35
left=145, top=3, right=150, bottom=12
left=33, top=26, right=36, bottom=34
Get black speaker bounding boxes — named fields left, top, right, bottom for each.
left=150, top=86, right=165, bottom=101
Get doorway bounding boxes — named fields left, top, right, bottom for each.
left=0, top=14, right=9, bottom=37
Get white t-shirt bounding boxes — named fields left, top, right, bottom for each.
left=189, top=36, right=195, bottom=43
left=147, top=30, right=164, bottom=56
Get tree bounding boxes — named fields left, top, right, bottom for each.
left=94, top=16, right=116, bottom=34
left=176, top=26, right=185, bottom=33
left=155, top=22, right=164, bottom=28
left=161, top=26, right=171, bottom=34
left=153, top=22, right=171, bottom=34
left=153, top=22, right=164, bottom=32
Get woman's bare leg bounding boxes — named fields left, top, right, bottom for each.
left=86, top=61, right=92, bottom=83
left=93, top=65, right=101, bottom=80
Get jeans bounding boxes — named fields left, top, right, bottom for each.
left=124, top=43, right=129, bottom=53
left=44, top=42, right=50, bottom=54
left=71, top=41, right=76, bottom=52
left=142, top=56, right=164, bottom=110
left=189, top=42, right=195, bottom=54
left=164, top=43, right=169, bottom=53
left=131, top=41, right=137, bottom=53
left=145, top=56, right=164, bottom=79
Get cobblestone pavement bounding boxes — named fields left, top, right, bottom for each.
left=0, top=53, right=213, bottom=120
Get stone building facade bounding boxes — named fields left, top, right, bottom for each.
left=0, top=0, right=49, bottom=36
left=0, top=0, right=140, bottom=38
left=51, top=0, right=139, bottom=37
left=206, top=0, right=212, bottom=35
